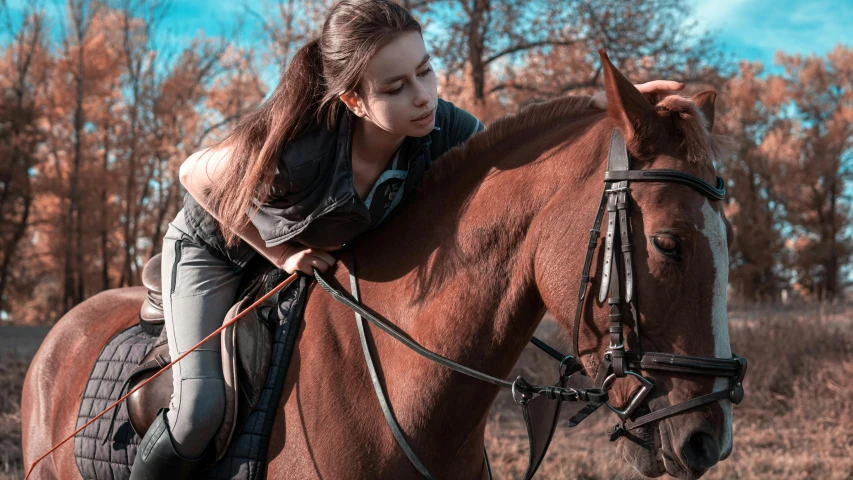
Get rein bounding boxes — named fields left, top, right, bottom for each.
left=314, top=256, right=605, bottom=480
left=313, top=263, right=604, bottom=402
left=24, top=130, right=749, bottom=480
left=311, top=128, right=748, bottom=478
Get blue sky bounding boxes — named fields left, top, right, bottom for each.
left=163, top=0, right=853, bottom=74
left=687, top=0, right=853, bottom=70
left=177, top=0, right=853, bottom=68
left=6, top=0, right=852, bottom=74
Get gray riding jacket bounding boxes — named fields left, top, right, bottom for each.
left=181, top=98, right=484, bottom=268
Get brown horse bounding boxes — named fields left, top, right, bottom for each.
left=23, top=53, right=737, bottom=479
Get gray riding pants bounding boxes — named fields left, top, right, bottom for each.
left=157, top=208, right=254, bottom=458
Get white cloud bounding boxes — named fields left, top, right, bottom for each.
left=688, top=0, right=750, bottom=30
left=687, top=0, right=853, bottom=64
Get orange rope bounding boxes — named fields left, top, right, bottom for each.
left=24, top=272, right=299, bottom=480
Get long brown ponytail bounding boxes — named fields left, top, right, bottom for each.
left=206, top=0, right=422, bottom=248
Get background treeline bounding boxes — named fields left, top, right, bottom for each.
left=1, top=0, right=850, bottom=324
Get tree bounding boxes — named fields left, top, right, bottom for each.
left=774, top=47, right=853, bottom=301
left=244, top=0, right=332, bottom=74
left=0, top=4, right=49, bottom=315
left=0, top=2, right=261, bottom=322
left=412, top=0, right=726, bottom=120
left=715, top=61, right=790, bottom=302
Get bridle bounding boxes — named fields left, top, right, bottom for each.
left=570, top=128, right=747, bottom=441
left=311, top=128, right=747, bottom=478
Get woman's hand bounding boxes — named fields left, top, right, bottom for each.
left=591, top=80, right=686, bottom=110
left=278, top=243, right=342, bottom=275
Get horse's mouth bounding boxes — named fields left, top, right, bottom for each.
left=661, top=422, right=720, bottom=480
left=618, top=412, right=717, bottom=480
left=658, top=449, right=713, bottom=480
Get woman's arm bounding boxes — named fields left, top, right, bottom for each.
left=179, top=148, right=337, bottom=274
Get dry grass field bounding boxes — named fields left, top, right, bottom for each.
left=2, top=304, right=851, bottom=479
left=486, top=305, right=853, bottom=479
left=1, top=352, right=29, bottom=479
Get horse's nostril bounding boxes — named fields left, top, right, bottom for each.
left=681, top=432, right=719, bottom=472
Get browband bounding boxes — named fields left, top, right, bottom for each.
left=603, top=170, right=726, bottom=200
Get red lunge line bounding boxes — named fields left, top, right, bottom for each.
left=24, top=272, right=299, bottom=480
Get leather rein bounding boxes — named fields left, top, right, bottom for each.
left=311, top=128, right=747, bottom=478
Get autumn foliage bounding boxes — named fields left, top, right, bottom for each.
left=0, top=0, right=851, bottom=324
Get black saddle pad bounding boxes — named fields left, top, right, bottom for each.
left=74, top=275, right=309, bottom=480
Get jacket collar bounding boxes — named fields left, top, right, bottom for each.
left=278, top=105, right=435, bottom=179
left=335, top=107, right=433, bottom=171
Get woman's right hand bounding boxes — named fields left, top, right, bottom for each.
left=278, top=243, right=342, bottom=275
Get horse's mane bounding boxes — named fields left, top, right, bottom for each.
left=400, top=92, right=731, bottom=304
left=419, top=93, right=731, bottom=195
left=419, top=95, right=596, bottom=192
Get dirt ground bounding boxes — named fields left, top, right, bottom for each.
left=2, top=304, right=851, bottom=479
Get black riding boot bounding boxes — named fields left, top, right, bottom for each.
left=129, top=408, right=206, bottom=480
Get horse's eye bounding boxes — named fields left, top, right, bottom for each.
left=652, top=234, right=682, bottom=260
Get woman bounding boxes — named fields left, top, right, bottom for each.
left=131, top=0, right=684, bottom=477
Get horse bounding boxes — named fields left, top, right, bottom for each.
left=23, top=51, right=738, bottom=479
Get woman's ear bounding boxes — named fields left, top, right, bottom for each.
left=339, top=91, right=367, bottom=117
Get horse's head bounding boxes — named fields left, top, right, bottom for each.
left=536, top=51, right=739, bottom=479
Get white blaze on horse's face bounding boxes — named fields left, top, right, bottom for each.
left=700, top=198, right=733, bottom=457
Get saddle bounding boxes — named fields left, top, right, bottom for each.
left=125, top=253, right=276, bottom=463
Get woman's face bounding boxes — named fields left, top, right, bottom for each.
left=343, top=30, right=438, bottom=137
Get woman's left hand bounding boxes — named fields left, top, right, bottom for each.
left=591, top=80, right=686, bottom=110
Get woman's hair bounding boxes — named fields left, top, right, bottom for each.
left=206, top=0, right=422, bottom=248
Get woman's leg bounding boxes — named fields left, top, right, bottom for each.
left=159, top=210, right=245, bottom=458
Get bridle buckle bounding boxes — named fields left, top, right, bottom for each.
left=730, top=354, right=748, bottom=404
left=565, top=129, right=746, bottom=438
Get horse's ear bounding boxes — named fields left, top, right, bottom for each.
left=599, top=49, right=658, bottom=145
left=691, top=90, right=717, bottom=131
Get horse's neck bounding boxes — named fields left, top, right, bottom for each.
left=349, top=112, right=609, bottom=463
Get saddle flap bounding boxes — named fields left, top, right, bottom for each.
left=235, top=297, right=273, bottom=405
left=127, top=275, right=275, bottom=464
left=126, top=338, right=172, bottom=438
left=214, top=279, right=273, bottom=461
left=218, top=314, right=240, bottom=461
